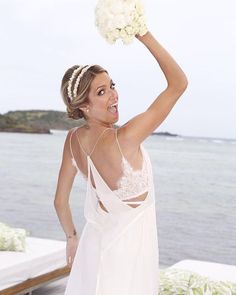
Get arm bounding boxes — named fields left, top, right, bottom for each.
left=120, top=31, right=188, bottom=145
left=54, top=129, right=79, bottom=266
left=54, top=129, right=77, bottom=238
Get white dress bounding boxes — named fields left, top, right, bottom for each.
left=64, top=127, right=160, bottom=295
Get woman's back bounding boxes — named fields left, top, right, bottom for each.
left=64, top=126, right=159, bottom=295
left=69, top=126, right=149, bottom=210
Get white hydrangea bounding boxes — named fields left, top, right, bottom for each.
left=0, top=222, right=28, bottom=252
left=95, top=0, right=148, bottom=45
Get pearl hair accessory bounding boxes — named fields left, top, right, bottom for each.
left=67, top=66, right=83, bottom=101
left=67, top=65, right=94, bottom=101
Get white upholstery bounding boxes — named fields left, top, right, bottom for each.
left=0, top=237, right=67, bottom=290
left=170, top=259, right=236, bottom=283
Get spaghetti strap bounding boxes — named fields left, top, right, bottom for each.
left=75, top=127, right=113, bottom=157
left=75, top=129, right=88, bottom=157
left=89, top=128, right=112, bottom=157
left=69, top=127, right=79, bottom=170
left=115, top=128, right=124, bottom=158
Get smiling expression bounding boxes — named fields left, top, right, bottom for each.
left=85, top=72, right=119, bottom=124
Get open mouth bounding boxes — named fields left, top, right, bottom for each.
left=107, top=102, right=118, bottom=114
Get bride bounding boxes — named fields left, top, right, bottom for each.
left=54, top=31, right=188, bottom=295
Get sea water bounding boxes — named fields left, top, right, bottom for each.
left=0, top=130, right=235, bottom=267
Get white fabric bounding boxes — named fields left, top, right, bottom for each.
left=0, top=237, right=67, bottom=290
left=112, top=155, right=149, bottom=200
left=170, top=259, right=236, bottom=283
left=72, top=151, right=149, bottom=201
left=65, top=144, right=160, bottom=295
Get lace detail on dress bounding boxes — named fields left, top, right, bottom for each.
left=71, top=154, right=149, bottom=199
left=113, top=156, right=149, bottom=200
left=70, top=126, right=149, bottom=199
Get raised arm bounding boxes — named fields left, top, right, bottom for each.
left=120, top=31, right=188, bottom=145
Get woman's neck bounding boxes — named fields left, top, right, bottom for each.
left=84, top=120, right=114, bottom=130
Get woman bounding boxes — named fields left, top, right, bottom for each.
left=54, top=31, right=188, bottom=295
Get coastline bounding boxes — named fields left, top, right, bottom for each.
left=0, top=127, right=52, bottom=134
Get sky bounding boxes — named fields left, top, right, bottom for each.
left=0, top=0, right=235, bottom=139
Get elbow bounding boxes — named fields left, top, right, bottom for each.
left=54, top=199, right=60, bottom=211
left=181, top=78, right=188, bottom=91
left=178, top=76, right=189, bottom=91
left=54, top=198, right=67, bottom=210
left=177, top=76, right=189, bottom=91
left=178, top=83, right=188, bottom=94
left=169, top=80, right=188, bottom=94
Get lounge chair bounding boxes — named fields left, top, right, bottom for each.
left=0, top=237, right=70, bottom=295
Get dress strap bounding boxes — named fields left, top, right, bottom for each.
left=75, top=129, right=87, bottom=156
left=69, top=127, right=79, bottom=170
left=76, top=127, right=113, bottom=157
left=115, top=128, right=124, bottom=158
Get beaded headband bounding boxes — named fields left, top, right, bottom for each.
left=67, top=65, right=94, bottom=101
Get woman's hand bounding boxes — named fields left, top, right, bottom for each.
left=135, top=31, right=150, bottom=42
left=66, top=236, right=80, bottom=268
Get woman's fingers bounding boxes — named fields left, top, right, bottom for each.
left=67, top=254, right=73, bottom=267
left=66, top=237, right=79, bottom=267
left=67, top=251, right=76, bottom=267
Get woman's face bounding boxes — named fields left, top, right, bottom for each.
left=86, top=72, right=119, bottom=124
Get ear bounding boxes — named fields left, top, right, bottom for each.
left=79, top=106, right=86, bottom=113
left=79, top=104, right=89, bottom=113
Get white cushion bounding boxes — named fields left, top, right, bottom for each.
left=0, top=236, right=67, bottom=290
left=170, top=259, right=236, bottom=283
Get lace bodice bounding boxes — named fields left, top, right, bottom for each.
left=72, top=152, right=149, bottom=200
left=70, top=126, right=149, bottom=201
left=111, top=153, right=149, bottom=200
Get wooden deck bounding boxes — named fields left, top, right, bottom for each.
left=0, top=267, right=70, bottom=295
left=33, top=277, right=68, bottom=294
left=33, top=265, right=168, bottom=294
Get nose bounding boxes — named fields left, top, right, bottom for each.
left=110, top=88, right=118, bottom=99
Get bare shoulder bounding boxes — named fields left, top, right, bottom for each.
left=61, top=127, right=75, bottom=161
left=64, top=127, right=77, bottom=147
left=118, top=86, right=188, bottom=146
left=65, top=125, right=85, bottom=144
left=118, top=112, right=151, bottom=147
left=114, top=126, right=140, bottom=155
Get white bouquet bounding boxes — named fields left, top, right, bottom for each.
left=95, top=0, right=148, bottom=45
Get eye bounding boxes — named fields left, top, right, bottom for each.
left=98, top=82, right=116, bottom=96
left=98, top=89, right=105, bottom=96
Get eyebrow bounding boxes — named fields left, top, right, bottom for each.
left=96, top=79, right=113, bottom=91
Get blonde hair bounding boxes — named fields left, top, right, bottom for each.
left=61, top=65, right=108, bottom=120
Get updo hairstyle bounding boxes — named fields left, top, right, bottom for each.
left=61, top=65, right=108, bottom=120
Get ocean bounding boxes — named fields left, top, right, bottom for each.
left=0, top=130, right=235, bottom=268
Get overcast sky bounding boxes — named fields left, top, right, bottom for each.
left=0, top=0, right=235, bottom=139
